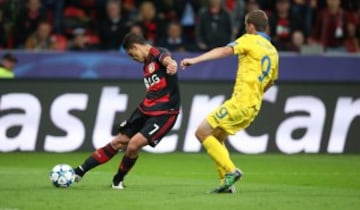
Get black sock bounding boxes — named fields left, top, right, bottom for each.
left=75, top=143, right=118, bottom=177
left=113, top=155, right=138, bottom=185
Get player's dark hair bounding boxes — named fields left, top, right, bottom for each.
left=246, top=10, right=268, bottom=32
left=122, top=33, right=148, bottom=50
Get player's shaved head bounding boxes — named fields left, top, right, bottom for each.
left=122, top=32, right=147, bottom=50
left=245, top=10, right=268, bottom=32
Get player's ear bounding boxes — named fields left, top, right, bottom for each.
left=126, top=45, right=136, bottom=53
left=249, top=23, right=256, bottom=33
left=132, top=44, right=139, bottom=50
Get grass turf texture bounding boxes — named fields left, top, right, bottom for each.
left=0, top=153, right=359, bottom=210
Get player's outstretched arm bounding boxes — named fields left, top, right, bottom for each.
left=162, top=56, right=178, bottom=75
left=181, top=46, right=233, bottom=69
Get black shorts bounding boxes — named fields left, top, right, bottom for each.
left=118, top=108, right=178, bottom=147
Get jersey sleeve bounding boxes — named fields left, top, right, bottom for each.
left=157, top=48, right=171, bottom=63
left=226, top=35, right=251, bottom=55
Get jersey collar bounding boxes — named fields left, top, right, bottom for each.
left=257, top=32, right=271, bottom=41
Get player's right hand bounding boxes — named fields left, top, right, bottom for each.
left=180, top=58, right=194, bottom=69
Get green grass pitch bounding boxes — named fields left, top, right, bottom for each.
left=0, top=152, right=359, bottom=210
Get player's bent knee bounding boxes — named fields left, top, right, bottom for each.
left=111, top=133, right=130, bottom=150
left=212, top=128, right=228, bottom=142
left=126, top=143, right=140, bottom=158
left=195, top=120, right=214, bottom=142
left=195, top=128, right=207, bottom=142
left=110, top=140, right=123, bottom=150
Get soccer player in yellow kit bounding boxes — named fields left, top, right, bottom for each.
left=181, top=10, right=279, bottom=193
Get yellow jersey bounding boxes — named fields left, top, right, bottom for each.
left=228, top=32, right=279, bottom=110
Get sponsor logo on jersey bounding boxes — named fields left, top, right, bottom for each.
left=148, top=62, right=155, bottom=74
left=144, top=74, right=160, bottom=89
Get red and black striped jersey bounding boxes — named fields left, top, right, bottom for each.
left=138, top=47, right=181, bottom=116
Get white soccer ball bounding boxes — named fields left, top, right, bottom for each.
left=49, top=164, right=75, bottom=188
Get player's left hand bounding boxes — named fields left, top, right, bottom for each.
left=166, top=61, right=178, bottom=75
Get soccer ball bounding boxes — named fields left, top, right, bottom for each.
left=49, top=164, right=75, bottom=188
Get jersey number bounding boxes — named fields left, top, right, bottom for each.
left=258, top=55, right=271, bottom=82
left=215, top=107, right=228, bottom=119
left=149, top=123, right=160, bottom=135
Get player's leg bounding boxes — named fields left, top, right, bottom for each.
left=197, top=102, right=245, bottom=193
left=196, top=120, right=237, bottom=173
left=217, top=143, right=237, bottom=193
left=209, top=105, right=259, bottom=192
left=212, top=128, right=230, bottom=185
left=196, top=120, right=241, bottom=193
left=211, top=128, right=239, bottom=193
left=112, top=133, right=148, bottom=189
left=74, top=133, right=130, bottom=180
left=74, top=109, right=143, bottom=182
left=112, top=114, right=178, bottom=189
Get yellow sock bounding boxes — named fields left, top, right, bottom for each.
left=216, top=143, right=231, bottom=184
left=202, top=136, right=236, bottom=173
left=216, top=164, right=226, bottom=185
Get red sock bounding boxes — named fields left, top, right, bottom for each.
left=78, top=143, right=118, bottom=175
left=92, top=143, right=118, bottom=163
left=113, top=155, right=138, bottom=184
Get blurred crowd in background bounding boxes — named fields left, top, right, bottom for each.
left=0, top=0, right=359, bottom=53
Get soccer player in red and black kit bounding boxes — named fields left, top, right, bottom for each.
left=73, top=33, right=180, bottom=189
